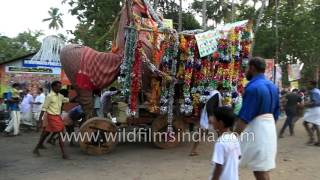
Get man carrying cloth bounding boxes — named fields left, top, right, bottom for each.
left=235, top=57, right=280, bottom=180
left=33, top=81, right=70, bottom=159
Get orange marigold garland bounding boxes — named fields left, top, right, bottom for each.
left=149, top=28, right=162, bottom=113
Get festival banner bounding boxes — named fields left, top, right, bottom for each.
left=217, top=20, right=249, bottom=32
left=275, top=64, right=282, bottom=89
left=195, top=30, right=220, bottom=58
left=287, top=64, right=301, bottom=81
left=5, top=66, right=61, bottom=74
left=264, top=59, right=275, bottom=81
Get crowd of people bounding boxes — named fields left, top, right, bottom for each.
left=193, top=57, right=320, bottom=180
left=1, top=57, right=320, bottom=180
left=2, top=84, right=46, bottom=135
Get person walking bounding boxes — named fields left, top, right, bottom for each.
left=20, top=89, right=34, bottom=127
left=32, top=88, right=46, bottom=131
left=235, top=57, right=280, bottom=180
left=189, top=84, right=225, bottom=156
left=303, top=80, right=320, bottom=146
left=279, top=89, right=302, bottom=137
left=33, top=81, right=70, bottom=159
left=3, top=83, right=22, bottom=136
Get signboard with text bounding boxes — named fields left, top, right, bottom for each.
left=195, top=30, right=220, bottom=58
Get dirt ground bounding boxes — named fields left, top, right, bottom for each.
left=1, top=118, right=320, bottom=180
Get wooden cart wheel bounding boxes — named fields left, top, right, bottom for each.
left=152, top=116, right=186, bottom=149
left=79, top=117, right=118, bottom=155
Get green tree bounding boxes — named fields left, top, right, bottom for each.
left=237, top=0, right=320, bottom=85
left=65, top=0, right=122, bottom=51
left=65, top=0, right=200, bottom=50
left=156, top=0, right=201, bottom=30
left=0, top=30, right=43, bottom=62
left=43, top=7, right=64, bottom=30
left=191, top=0, right=233, bottom=27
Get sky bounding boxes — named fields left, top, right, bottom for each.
left=0, top=0, right=198, bottom=39
left=0, top=0, right=253, bottom=39
left=0, top=0, right=78, bottom=38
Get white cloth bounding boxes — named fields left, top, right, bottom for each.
left=33, top=112, right=41, bottom=122
left=5, top=111, right=21, bottom=135
left=303, top=106, right=320, bottom=126
left=20, top=94, right=33, bottom=113
left=21, top=110, right=33, bottom=126
left=200, top=90, right=222, bottom=129
left=32, top=93, right=46, bottom=113
left=100, top=91, right=118, bottom=104
left=240, top=114, right=277, bottom=171
left=209, top=133, right=241, bottom=180
left=94, top=96, right=102, bottom=109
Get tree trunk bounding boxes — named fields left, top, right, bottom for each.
left=251, top=0, right=267, bottom=56
left=202, top=0, right=207, bottom=30
left=178, top=0, right=182, bottom=32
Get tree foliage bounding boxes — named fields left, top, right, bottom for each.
left=65, top=0, right=200, bottom=50
left=191, top=0, right=234, bottom=26
left=65, top=0, right=122, bottom=51
left=156, top=0, right=201, bottom=30
left=43, top=7, right=64, bottom=30
left=0, top=30, right=43, bottom=62
left=249, top=0, right=320, bottom=85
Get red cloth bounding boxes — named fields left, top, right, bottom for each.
left=45, top=114, right=64, bottom=132
left=76, top=47, right=122, bottom=90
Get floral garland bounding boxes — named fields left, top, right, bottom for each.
left=149, top=28, right=162, bottom=113
left=180, top=37, right=195, bottom=115
left=142, top=0, right=163, bottom=27
left=240, top=23, right=252, bottom=68
left=119, top=28, right=138, bottom=100
left=129, top=41, right=143, bottom=115
left=159, top=29, right=179, bottom=132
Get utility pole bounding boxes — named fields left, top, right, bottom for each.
left=178, top=0, right=182, bottom=32
left=202, top=0, right=207, bottom=30
left=274, top=0, right=279, bottom=83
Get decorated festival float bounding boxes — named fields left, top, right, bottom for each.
left=59, top=0, right=253, bottom=155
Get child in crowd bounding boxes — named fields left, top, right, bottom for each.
left=11, top=83, right=22, bottom=101
left=208, top=106, right=241, bottom=180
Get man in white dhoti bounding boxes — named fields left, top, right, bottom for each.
left=235, top=57, right=280, bottom=180
left=3, top=83, right=22, bottom=136
left=20, top=89, right=34, bottom=126
left=303, top=80, right=320, bottom=146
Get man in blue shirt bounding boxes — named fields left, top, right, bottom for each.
left=3, top=83, right=22, bottom=136
left=303, top=80, right=320, bottom=146
left=235, top=57, right=280, bottom=180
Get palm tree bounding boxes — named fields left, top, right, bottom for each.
left=43, top=7, right=64, bottom=30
